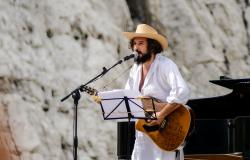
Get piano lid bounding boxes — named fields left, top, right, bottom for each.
left=187, top=76, right=250, bottom=119
left=209, top=76, right=250, bottom=89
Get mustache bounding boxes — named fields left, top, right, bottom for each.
left=135, top=50, right=143, bottom=55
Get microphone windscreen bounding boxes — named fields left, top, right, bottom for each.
left=133, top=51, right=138, bottom=62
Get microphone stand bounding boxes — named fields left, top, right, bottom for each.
left=60, top=53, right=135, bottom=160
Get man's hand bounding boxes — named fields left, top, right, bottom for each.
left=147, top=103, right=181, bottom=126
left=147, top=112, right=165, bottom=126
left=91, top=95, right=101, bottom=104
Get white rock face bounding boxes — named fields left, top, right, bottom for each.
left=1, top=0, right=250, bottom=159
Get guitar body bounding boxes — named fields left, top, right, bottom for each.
left=135, top=104, right=191, bottom=151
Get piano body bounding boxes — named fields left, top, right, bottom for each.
left=184, top=77, right=250, bottom=160
left=117, top=77, right=250, bottom=160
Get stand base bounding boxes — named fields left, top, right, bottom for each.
left=117, top=121, right=135, bottom=160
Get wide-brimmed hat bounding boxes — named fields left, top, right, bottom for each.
left=123, top=24, right=168, bottom=50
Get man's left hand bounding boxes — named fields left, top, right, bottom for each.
left=147, top=112, right=165, bottom=126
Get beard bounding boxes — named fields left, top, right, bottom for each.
left=135, top=51, right=152, bottom=64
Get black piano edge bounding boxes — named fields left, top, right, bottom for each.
left=209, top=76, right=250, bottom=90
left=187, top=76, right=250, bottom=119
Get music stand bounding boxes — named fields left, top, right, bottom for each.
left=97, top=89, right=157, bottom=159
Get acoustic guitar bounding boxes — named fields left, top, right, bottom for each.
left=136, top=98, right=192, bottom=151
left=81, top=86, right=192, bottom=151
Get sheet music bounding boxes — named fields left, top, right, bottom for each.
left=98, top=89, right=145, bottom=119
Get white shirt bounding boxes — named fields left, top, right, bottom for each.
left=125, top=54, right=190, bottom=160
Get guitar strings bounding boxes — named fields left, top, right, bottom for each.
left=101, top=64, right=133, bottom=91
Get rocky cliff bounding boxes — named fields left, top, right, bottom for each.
left=0, top=0, right=250, bottom=159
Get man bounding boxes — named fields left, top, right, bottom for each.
left=123, top=24, right=190, bottom=160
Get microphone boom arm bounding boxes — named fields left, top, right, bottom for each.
left=60, top=53, right=135, bottom=102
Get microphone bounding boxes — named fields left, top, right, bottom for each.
left=123, top=51, right=138, bottom=62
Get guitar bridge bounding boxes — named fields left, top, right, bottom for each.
left=143, top=124, right=160, bottom=132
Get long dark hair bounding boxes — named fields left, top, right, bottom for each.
left=147, top=38, right=163, bottom=55
left=129, top=38, right=163, bottom=54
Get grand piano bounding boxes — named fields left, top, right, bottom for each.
left=184, top=76, right=250, bottom=160
left=117, top=77, right=250, bottom=160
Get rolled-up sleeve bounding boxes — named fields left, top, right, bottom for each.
left=164, top=61, right=190, bottom=104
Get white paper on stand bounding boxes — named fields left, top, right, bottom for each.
left=98, top=89, right=145, bottom=119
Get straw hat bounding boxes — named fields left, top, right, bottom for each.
left=123, top=24, right=168, bottom=50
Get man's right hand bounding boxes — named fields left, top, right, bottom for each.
left=91, top=95, right=101, bottom=104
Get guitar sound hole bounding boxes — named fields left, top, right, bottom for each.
left=143, top=124, right=160, bottom=132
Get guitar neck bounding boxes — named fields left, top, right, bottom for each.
left=82, top=86, right=98, bottom=96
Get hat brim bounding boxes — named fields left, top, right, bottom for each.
left=123, top=32, right=168, bottom=50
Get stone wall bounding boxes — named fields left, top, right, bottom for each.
left=0, top=0, right=250, bottom=159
